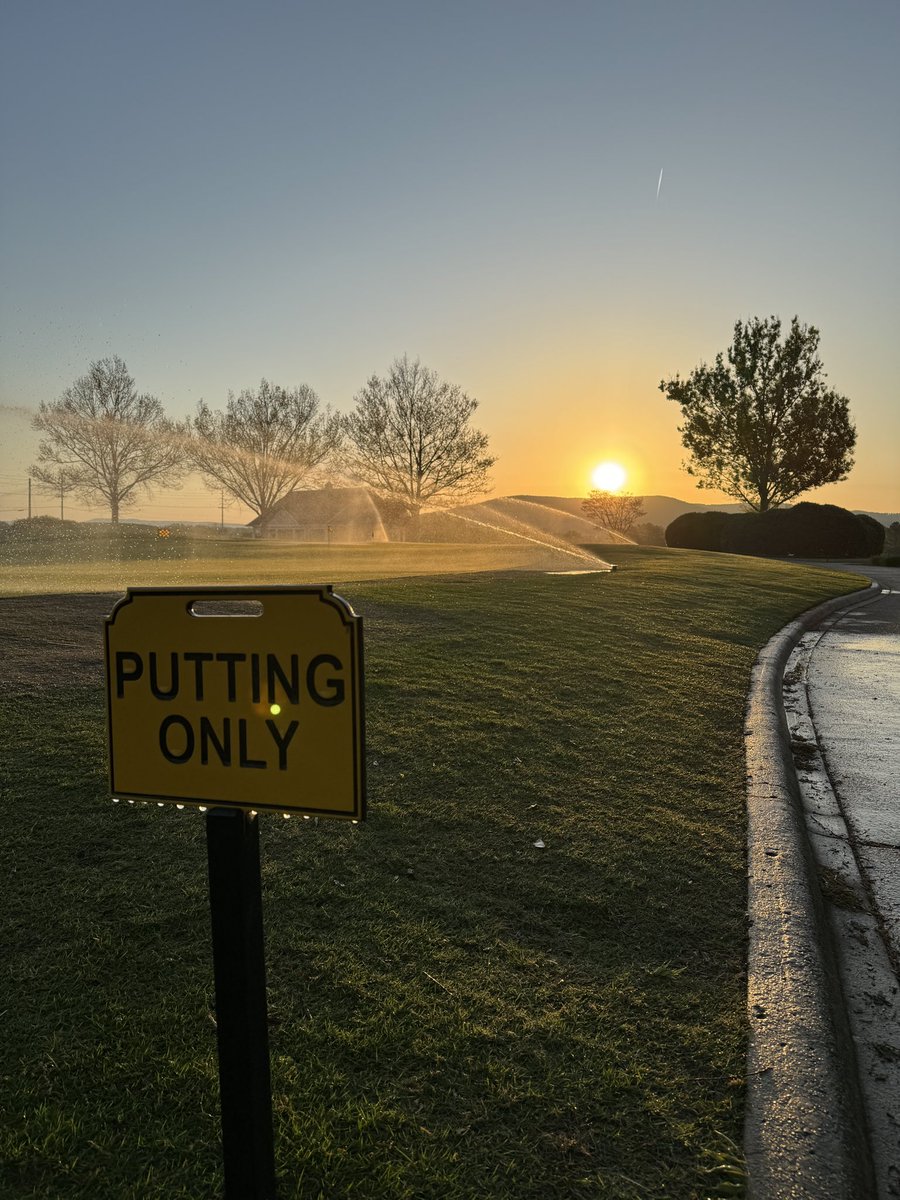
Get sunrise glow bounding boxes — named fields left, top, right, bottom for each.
left=591, top=461, right=627, bottom=493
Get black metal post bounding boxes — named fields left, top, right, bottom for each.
left=205, top=807, right=277, bottom=1199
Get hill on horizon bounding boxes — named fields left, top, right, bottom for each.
left=514, top=495, right=900, bottom=529
left=15, top=494, right=897, bottom=534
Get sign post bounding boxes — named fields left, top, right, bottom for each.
left=104, top=586, right=365, bottom=1198
left=206, top=806, right=276, bottom=1199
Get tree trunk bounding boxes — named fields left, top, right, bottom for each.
left=111, top=497, right=119, bottom=524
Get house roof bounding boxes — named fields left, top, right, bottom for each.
left=250, top=487, right=386, bottom=528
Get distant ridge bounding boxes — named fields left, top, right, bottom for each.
left=853, top=510, right=899, bottom=526
left=513, top=496, right=899, bottom=529
left=514, top=495, right=746, bottom=529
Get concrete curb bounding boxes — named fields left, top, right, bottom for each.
left=744, top=581, right=880, bottom=1199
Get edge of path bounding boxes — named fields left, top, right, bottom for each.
left=743, top=578, right=881, bottom=1199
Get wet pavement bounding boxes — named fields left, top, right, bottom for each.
left=786, top=564, right=900, bottom=1196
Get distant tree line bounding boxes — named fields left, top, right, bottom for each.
left=30, top=354, right=495, bottom=524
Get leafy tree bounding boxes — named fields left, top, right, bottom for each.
left=582, top=489, right=646, bottom=534
left=659, top=316, right=856, bottom=511
left=189, top=380, right=342, bottom=519
left=31, top=356, right=186, bottom=523
left=342, top=356, right=495, bottom=516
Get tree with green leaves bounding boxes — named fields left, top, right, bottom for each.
left=189, top=380, right=343, bottom=519
left=342, top=356, right=495, bottom=516
left=659, top=316, right=856, bottom=511
left=31, top=356, right=186, bottom=523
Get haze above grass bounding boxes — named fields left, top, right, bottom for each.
left=0, top=538, right=610, bottom=597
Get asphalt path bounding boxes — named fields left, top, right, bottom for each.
left=792, top=563, right=900, bottom=1197
left=810, top=586, right=900, bottom=959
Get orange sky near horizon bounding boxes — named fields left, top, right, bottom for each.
left=475, top=347, right=896, bottom=516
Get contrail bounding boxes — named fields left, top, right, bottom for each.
left=656, top=168, right=664, bottom=200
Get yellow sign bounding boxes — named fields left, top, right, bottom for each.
left=104, top=587, right=365, bottom=819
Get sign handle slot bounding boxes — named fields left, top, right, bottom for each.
left=190, top=600, right=264, bottom=617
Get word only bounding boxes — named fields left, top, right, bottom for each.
left=114, top=650, right=346, bottom=773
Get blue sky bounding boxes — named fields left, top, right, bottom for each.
left=2, top=0, right=898, bottom=522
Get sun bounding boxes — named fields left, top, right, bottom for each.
left=591, top=461, right=627, bottom=492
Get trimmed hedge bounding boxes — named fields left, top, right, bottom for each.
left=855, top=512, right=886, bottom=556
left=664, top=511, right=732, bottom=551
left=665, top=503, right=883, bottom=558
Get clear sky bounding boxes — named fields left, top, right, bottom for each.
left=1, top=0, right=898, bottom=524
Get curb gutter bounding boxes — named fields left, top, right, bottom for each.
left=744, top=581, right=880, bottom=1200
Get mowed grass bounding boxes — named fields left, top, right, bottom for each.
left=0, top=546, right=865, bottom=1198
left=0, top=538, right=598, bottom=595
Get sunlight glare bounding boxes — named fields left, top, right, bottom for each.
left=591, top=461, right=627, bottom=492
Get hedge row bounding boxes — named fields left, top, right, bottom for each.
left=665, top=503, right=885, bottom=558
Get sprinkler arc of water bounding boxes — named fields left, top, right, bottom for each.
left=441, top=510, right=615, bottom=570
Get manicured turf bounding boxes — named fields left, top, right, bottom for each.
left=0, top=538, right=602, bottom=595
left=0, top=546, right=865, bottom=1198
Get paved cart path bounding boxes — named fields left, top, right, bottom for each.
left=796, top=566, right=900, bottom=1197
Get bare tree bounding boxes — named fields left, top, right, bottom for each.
left=31, top=357, right=186, bottom=523
left=189, top=380, right=343, bottom=519
left=32, top=465, right=80, bottom=520
left=582, top=490, right=646, bottom=534
left=342, top=356, right=495, bottom=515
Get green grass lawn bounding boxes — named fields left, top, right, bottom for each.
left=0, top=546, right=865, bottom=1198
left=0, top=537, right=603, bottom=595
